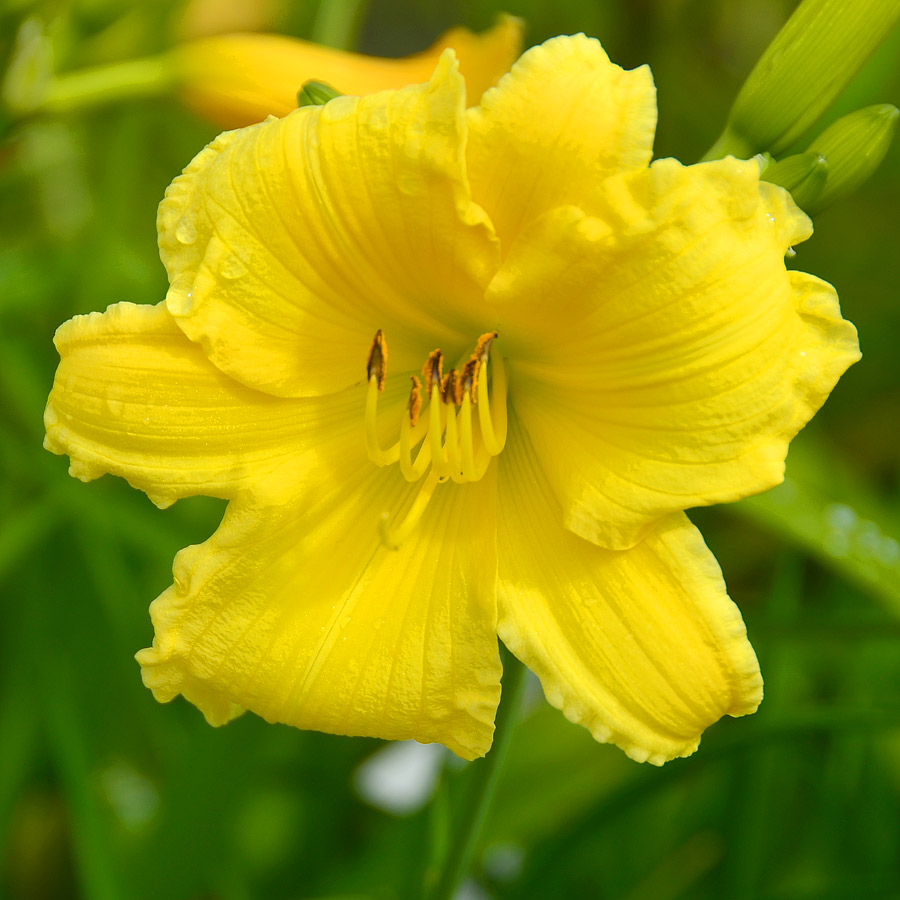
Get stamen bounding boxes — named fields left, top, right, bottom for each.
left=399, top=376, right=429, bottom=480
left=366, top=373, right=399, bottom=466
left=477, top=345, right=507, bottom=456
left=364, top=329, right=509, bottom=548
left=366, top=329, right=387, bottom=391
left=443, top=393, right=464, bottom=482
left=408, top=375, right=423, bottom=427
left=379, top=470, right=441, bottom=550
left=441, top=369, right=462, bottom=406
left=423, top=350, right=443, bottom=392
left=428, top=383, right=449, bottom=477
left=458, top=393, right=479, bottom=481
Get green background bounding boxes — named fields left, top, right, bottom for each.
left=1, top=0, right=899, bottom=897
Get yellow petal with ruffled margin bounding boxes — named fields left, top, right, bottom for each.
left=175, top=15, right=523, bottom=129
left=160, top=50, right=500, bottom=398
left=496, top=414, right=762, bottom=765
left=466, top=33, right=656, bottom=250
left=43, top=302, right=315, bottom=508
left=137, top=454, right=501, bottom=760
left=491, top=158, right=860, bottom=550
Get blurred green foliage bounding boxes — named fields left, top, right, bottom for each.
left=1, top=1, right=899, bottom=898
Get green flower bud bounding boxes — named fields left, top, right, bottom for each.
left=803, top=104, right=899, bottom=214
left=762, top=150, right=829, bottom=211
left=296, top=80, right=343, bottom=108
left=706, top=0, right=900, bottom=159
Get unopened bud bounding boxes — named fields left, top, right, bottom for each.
left=707, top=0, right=900, bottom=159
left=761, top=151, right=828, bottom=211
left=296, top=80, right=342, bottom=108
left=803, top=104, right=899, bottom=214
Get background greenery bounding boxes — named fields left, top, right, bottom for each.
left=1, top=0, right=899, bottom=898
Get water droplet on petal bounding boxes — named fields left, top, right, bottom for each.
left=220, top=256, right=246, bottom=280
left=175, top=216, right=197, bottom=244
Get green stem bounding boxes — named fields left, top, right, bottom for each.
left=310, top=0, right=368, bottom=51
left=429, top=647, right=528, bottom=900
left=37, top=54, right=176, bottom=116
left=699, top=124, right=757, bottom=161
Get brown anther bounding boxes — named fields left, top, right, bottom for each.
left=460, top=331, right=498, bottom=401
left=366, top=329, right=387, bottom=390
left=407, top=375, right=423, bottom=426
left=461, top=357, right=480, bottom=403
left=440, top=369, right=462, bottom=406
left=472, top=331, right=498, bottom=364
left=422, top=349, right=443, bottom=392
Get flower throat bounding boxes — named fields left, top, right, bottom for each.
left=365, top=329, right=508, bottom=549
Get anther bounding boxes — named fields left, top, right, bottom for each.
left=461, top=357, right=479, bottom=402
left=473, top=331, right=497, bottom=364
left=407, top=375, right=423, bottom=426
left=441, top=369, right=462, bottom=406
left=423, top=350, right=443, bottom=393
left=366, top=329, right=387, bottom=390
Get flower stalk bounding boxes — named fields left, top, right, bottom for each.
left=428, top=648, right=528, bottom=900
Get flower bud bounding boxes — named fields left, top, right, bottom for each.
left=803, top=104, right=899, bottom=214
left=711, top=0, right=900, bottom=158
left=761, top=150, right=828, bottom=211
left=297, top=80, right=342, bottom=107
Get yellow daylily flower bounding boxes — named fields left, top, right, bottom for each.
left=44, top=35, right=860, bottom=764
left=173, top=14, right=523, bottom=128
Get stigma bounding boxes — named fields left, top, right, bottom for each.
left=365, top=329, right=508, bottom=548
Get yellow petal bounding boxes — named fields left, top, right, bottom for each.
left=43, top=301, right=317, bottom=508
left=137, top=455, right=502, bottom=760
left=492, top=158, right=860, bottom=550
left=174, top=15, right=524, bottom=129
left=160, top=51, right=500, bottom=398
left=496, top=415, right=762, bottom=765
left=467, top=33, right=656, bottom=250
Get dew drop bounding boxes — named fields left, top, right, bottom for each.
left=175, top=216, right=197, bottom=244
left=167, top=289, right=193, bottom=315
left=220, top=256, right=247, bottom=280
